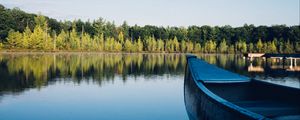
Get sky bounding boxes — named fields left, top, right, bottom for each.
left=0, top=0, right=299, bottom=27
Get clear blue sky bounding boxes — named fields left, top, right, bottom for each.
left=0, top=0, right=299, bottom=27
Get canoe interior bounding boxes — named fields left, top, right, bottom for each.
left=204, top=80, right=300, bottom=119
left=184, top=55, right=300, bottom=120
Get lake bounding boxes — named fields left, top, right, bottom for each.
left=0, top=53, right=299, bottom=120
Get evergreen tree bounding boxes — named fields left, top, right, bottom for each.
left=136, top=37, right=143, bottom=52
left=157, top=39, right=164, bottom=52
left=218, top=39, right=227, bottom=53
left=124, top=39, right=133, bottom=52
left=186, top=41, right=194, bottom=53
left=7, top=30, right=22, bottom=48
left=173, top=37, right=180, bottom=52
left=180, top=40, right=187, bottom=52
left=69, top=23, right=80, bottom=49
left=228, top=45, right=235, bottom=53
left=204, top=40, right=216, bottom=53
left=30, top=25, right=44, bottom=49
left=194, top=43, right=201, bottom=53
left=256, top=39, right=263, bottom=53
left=118, top=32, right=124, bottom=45
left=114, top=41, right=122, bottom=51
left=56, top=30, right=68, bottom=50
left=94, top=33, right=104, bottom=51
left=268, top=41, right=277, bottom=53
left=283, top=40, right=294, bottom=53
left=248, top=43, right=254, bottom=53
left=22, top=26, right=31, bottom=49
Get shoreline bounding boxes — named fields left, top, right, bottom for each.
left=0, top=51, right=241, bottom=55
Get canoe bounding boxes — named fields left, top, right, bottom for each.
left=184, top=55, right=300, bottom=120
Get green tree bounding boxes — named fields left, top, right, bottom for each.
left=118, top=31, right=124, bottom=45
left=283, top=40, right=294, bottom=53
left=218, top=39, right=227, bottom=53
left=248, top=43, right=254, bottom=53
left=240, top=41, right=247, bottom=53
left=186, top=41, right=194, bottom=53
left=180, top=40, right=187, bottom=52
left=30, top=25, right=44, bottom=49
left=166, top=40, right=173, bottom=52
left=56, top=30, right=68, bottom=50
left=256, top=39, right=263, bottom=53
left=94, top=33, right=104, bottom=51
left=81, top=33, right=92, bottom=50
left=105, top=37, right=115, bottom=51
left=22, top=26, right=31, bottom=49
left=157, top=39, right=164, bottom=52
left=124, top=39, right=133, bottom=52
left=114, top=41, right=122, bottom=51
left=194, top=43, right=201, bottom=53
left=135, top=37, right=143, bottom=52
left=267, top=41, right=277, bottom=53
left=69, top=23, right=80, bottom=49
left=204, top=40, right=216, bottom=53
left=228, top=45, right=235, bottom=53
left=6, top=30, right=22, bottom=48
left=295, top=42, right=300, bottom=53
left=173, top=37, right=180, bottom=52
left=0, top=42, right=3, bottom=49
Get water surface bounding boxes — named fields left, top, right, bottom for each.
left=0, top=53, right=299, bottom=120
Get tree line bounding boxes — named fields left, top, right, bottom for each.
left=0, top=4, right=299, bottom=53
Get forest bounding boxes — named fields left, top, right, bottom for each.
left=0, top=4, right=299, bottom=53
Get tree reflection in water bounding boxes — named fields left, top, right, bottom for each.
left=0, top=53, right=186, bottom=94
left=0, top=53, right=299, bottom=96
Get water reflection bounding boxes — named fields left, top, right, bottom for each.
left=196, top=54, right=300, bottom=88
left=0, top=53, right=299, bottom=96
left=0, top=53, right=186, bottom=95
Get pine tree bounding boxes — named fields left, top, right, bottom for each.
left=22, top=26, right=31, bottom=49
left=56, top=30, right=68, bottom=50
left=248, top=43, right=254, bottom=53
left=81, top=33, right=92, bottom=50
left=218, top=39, right=227, bottom=53
left=118, top=32, right=124, bottom=45
left=7, top=30, right=22, bottom=48
left=124, top=39, right=133, bottom=52
left=180, top=40, right=186, bottom=52
left=283, top=40, right=294, bottom=53
left=268, top=41, right=277, bottom=53
left=173, top=37, right=180, bottom=52
left=194, top=43, right=201, bottom=53
left=69, top=24, right=80, bottom=49
left=114, top=41, right=122, bottom=51
left=30, top=25, right=44, bottom=49
left=157, top=39, right=164, bottom=52
left=94, top=33, right=104, bottom=51
left=240, top=41, right=247, bottom=53
left=228, top=45, right=235, bottom=53
left=0, top=43, right=3, bottom=50
left=256, top=39, right=263, bottom=53
left=136, top=37, right=143, bottom=52
left=186, top=41, right=194, bottom=53
left=204, top=40, right=216, bottom=53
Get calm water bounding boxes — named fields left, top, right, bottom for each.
left=0, top=53, right=299, bottom=120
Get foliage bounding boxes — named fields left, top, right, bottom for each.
left=0, top=4, right=299, bottom=53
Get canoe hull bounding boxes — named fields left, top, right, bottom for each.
left=184, top=67, right=263, bottom=120
left=184, top=56, right=300, bottom=120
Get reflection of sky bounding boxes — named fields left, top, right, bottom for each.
left=198, top=54, right=300, bottom=89
left=0, top=75, right=188, bottom=120
left=0, top=0, right=299, bottom=26
left=254, top=76, right=300, bottom=89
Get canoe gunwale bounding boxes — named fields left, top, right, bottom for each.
left=186, top=55, right=266, bottom=120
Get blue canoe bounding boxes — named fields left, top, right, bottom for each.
left=184, top=55, right=300, bottom=120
